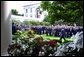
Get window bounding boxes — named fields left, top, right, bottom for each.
left=30, top=8, right=32, bottom=13
left=26, top=9, right=28, bottom=13
left=35, top=8, right=41, bottom=18
left=40, top=11, right=42, bottom=14
left=30, top=14, right=32, bottom=17
left=37, top=15, right=40, bottom=18
left=25, top=14, right=28, bottom=17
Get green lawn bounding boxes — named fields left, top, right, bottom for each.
left=35, top=34, right=72, bottom=43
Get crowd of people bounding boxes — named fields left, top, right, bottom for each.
left=12, top=22, right=83, bottom=38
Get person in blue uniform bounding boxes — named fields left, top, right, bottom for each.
left=12, top=23, right=17, bottom=34
left=46, top=26, right=49, bottom=36
left=72, top=27, right=77, bottom=35
left=37, top=26, right=42, bottom=35
left=67, top=28, right=71, bottom=37
left=42, top=26, right=46, bottom=34
left=16, top=25, right=20, bottom=31
left=35, top=26, right=38, bottom=34
left=54, top=27, right=59, bottom=37
left=65, top=27, right=69, bottom=38
left=40, top=26, right=42, bottom=35
left=46, top=26, right=52, bottom=36
left=49, top=27, right=52, bottom=36
left=36, top=26, right=39, bottom=34
left=52, top=27, right=55, bottom=36
left=69, top=27, right=73, bottom=37
left=77, top=27, right=81, bottom=32
left=58, top=28, right=61, bottom=37
left=34, top=26, right=37, bottom=34
left=80, top=27, right=83, bottom=32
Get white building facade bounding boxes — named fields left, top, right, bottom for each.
left=23, top=3, right=46, bottom=22
left=11, top=2, right=48, bottom=22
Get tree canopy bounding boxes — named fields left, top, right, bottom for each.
left=40, top=1, right=83, bottom=26
left=11, top=9, right=18, bottom=15
left=11, top=9, right=24, bottom=16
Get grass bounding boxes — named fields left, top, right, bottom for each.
left=35, top=34, right=72, bottom=43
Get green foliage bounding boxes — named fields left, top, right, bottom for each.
left=12, top=30, right=28, bottom=43
left=11, top=9, right=24, bottom=16
left=27, top=29, right=35, bottom=38
left=12, top=19, right=50, bottom=26
left=55, top=19, right=64, bottom=25
left=23, top=20, right=31, bottom=25
left=23, top=20, right=40, bottom=25
left=40, top=1, right=83, bottom=25
left=23, top=20, right=50, bottom=26
left=12, top=19, right=22, bottom=25
left=40, top=1, right=52, bottom=11
left=43, top=15, right=51, bottom=22
left=11, top=9, right=18, bottom=15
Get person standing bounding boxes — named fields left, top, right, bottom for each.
left=42, top=26, right=46, bottom=34
left=60, top=28, right=66, bottom=42
left=12, top=23, right=17, bottom=34
left=46, top=26, right=49, bottom=36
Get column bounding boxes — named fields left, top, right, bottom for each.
left=1, top=1, right=12, bottom=56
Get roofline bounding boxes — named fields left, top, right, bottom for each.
left=23, top=3, right=40, bottom=7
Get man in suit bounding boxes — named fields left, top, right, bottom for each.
left=60, top=28, right=66, bottom=42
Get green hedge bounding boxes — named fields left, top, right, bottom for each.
left=23, top=20, right=50, bottom=26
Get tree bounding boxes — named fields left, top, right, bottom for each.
left=40, top=1, right=83, bottom=26
left=11, top=9, right=18, bottom=15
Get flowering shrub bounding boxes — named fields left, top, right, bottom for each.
left=47, top=40, right=57, bottom=47
left=27, top=29, right=35, bottom=38
left=9, top=29, right=74, bottom=56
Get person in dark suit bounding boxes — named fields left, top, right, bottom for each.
left=60, top=28, right=66, bottom=42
